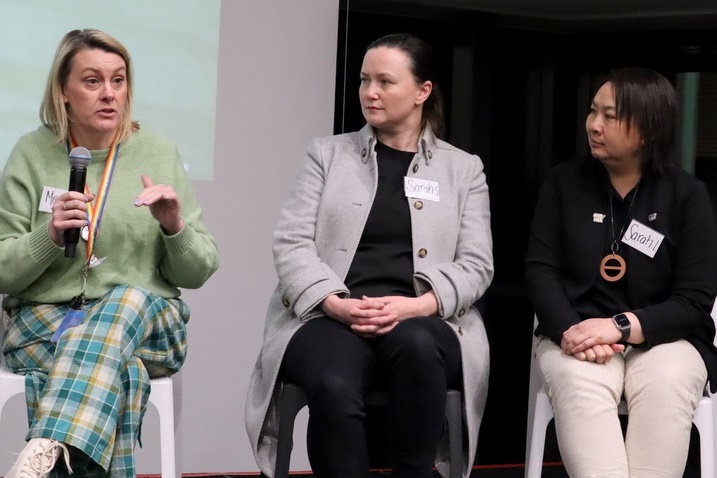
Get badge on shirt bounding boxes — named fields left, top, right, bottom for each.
left=88, top=255, right=106, bottom=268
left=39, top=186, right=66, bottom=213
left=404, top=177, right=440, bottom=202
left=621, top=219, right=664, bottom=258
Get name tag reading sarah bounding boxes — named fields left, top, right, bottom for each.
left=621, top=219, right=664, bottom=258
left=404, top=177, right=439, bottom=202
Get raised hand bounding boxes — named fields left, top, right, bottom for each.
left=134, top=175, right=184, bottom=235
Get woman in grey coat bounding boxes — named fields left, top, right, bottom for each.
left=245, top=33, right=494, bottom=478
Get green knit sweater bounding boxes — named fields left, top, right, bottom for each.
left=0, top=126, right=219, bottom=304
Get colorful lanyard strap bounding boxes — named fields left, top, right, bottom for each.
left=66, top=135, right=121, bottom=267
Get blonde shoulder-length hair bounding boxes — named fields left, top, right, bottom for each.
left=40, top=29, right=139, bottom=144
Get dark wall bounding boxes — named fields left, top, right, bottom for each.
left=334, top=4, right=717, bottom=468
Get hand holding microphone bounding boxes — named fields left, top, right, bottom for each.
left=63, top=146, right=91, bottom=258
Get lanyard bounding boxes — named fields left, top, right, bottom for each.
left=52, top=134, right=122, bottom=342
left=66, top=135, right=121, bottom=268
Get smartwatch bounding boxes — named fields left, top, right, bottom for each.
left=612, top=313, right=631, bottom=343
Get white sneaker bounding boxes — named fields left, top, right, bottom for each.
left=5, top=438, right=72, bottom=478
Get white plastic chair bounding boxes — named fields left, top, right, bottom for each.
left=0, top=304, right=182, bottom=478
left=525, top=314, right=715, bottom=478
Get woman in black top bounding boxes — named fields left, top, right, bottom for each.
left=526, top=67, right=717, bottom=477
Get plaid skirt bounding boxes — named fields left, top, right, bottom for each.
left=2, top=285, right=189, bottom=477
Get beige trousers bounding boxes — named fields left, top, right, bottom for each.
left=535, top=335, right=707, bottom=478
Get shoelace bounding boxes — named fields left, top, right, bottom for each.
left=21, top=440, right=73, bottom=476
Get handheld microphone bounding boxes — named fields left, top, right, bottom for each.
left=64, top=146, right=91, bottom=258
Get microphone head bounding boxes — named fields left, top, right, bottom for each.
left=69, top=146, right=91, bottom=169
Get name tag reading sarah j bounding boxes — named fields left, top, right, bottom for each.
left=621, top=219, right=664, bottom=258
left=404, top=177, right=439, bottom=202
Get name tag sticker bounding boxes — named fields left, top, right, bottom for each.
left=621, top=219, right=664, bottom=258
left=39, top=186, right=66, bottom=213
left=404, top=177, right=439, bottom=202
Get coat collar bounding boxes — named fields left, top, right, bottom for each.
left=358, top=123, right=438, bottom=166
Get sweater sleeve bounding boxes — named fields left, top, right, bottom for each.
left=0, top=134, right=67, bottom=295
left=157, top=146, right=219, bottom=289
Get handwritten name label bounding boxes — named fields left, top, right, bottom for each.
left=39, top=186, right=65, bottom=213
left=621, top=219, right=664, bottom=258
left=404, top=177, right=439, bottom=202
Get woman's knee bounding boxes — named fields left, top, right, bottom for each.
left=380, top=318, right=444, bottom=361
left=625, top=341, right=707, bottom=405
left=538, top=341, right=623, bottom=408
left=306, top=372, right=367, bottom=419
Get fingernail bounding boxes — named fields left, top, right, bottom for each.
left=134, top=198, right=142, bottom=206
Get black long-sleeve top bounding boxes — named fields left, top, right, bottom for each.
left=525, top=156, right=717, bottom=391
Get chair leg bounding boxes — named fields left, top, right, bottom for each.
left=151, top=380, right=177, bottom=478
left=274, top=383, right=308, bottom=478
left=694, top=395, right=714, bottom=478
left=173, top=373, right=183, bottom=478
left=525, top=389, right=552, bottom=478
left=0, top=369, right=26, bottom=427
left=445, top=390, right=462, bottom=478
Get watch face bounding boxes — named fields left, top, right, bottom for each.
left=614, top=314, right=630, bottom=328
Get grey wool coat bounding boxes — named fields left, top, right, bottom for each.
left=245, top=124, right=494, bottom=478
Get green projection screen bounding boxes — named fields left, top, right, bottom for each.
left=0, top=0, right=220, bottom=180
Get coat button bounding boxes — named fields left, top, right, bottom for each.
left=418, top=248, right=427, bottom=258
left=458, top=309, right=465, bottom=316
left=282, top=299, right=290, bottom=308
left=458, top=326, right=463, bottom=336
left=414, top=200, right=423, bottom=210
left=412, top=164, right=419, bottom=173
left=361, top=148, right=367, bottom=157
left=427, top=150, right=433, bottom=159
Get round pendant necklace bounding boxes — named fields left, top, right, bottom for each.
left=599, top=182, right=640, bottom=282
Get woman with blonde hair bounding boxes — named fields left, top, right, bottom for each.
left=0, top=29, right=218, bottom=477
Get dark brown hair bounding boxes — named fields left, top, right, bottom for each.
left=366, top=33, right=445, bottom=140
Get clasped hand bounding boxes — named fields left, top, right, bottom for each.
left=322, top=292, right=438, bottom=338
left=560, top=318, right=625, bottom=364
left=49, top=175, right=183, bottom=246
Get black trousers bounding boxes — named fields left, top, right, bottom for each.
left=281, top=316, right=462, bottom=478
